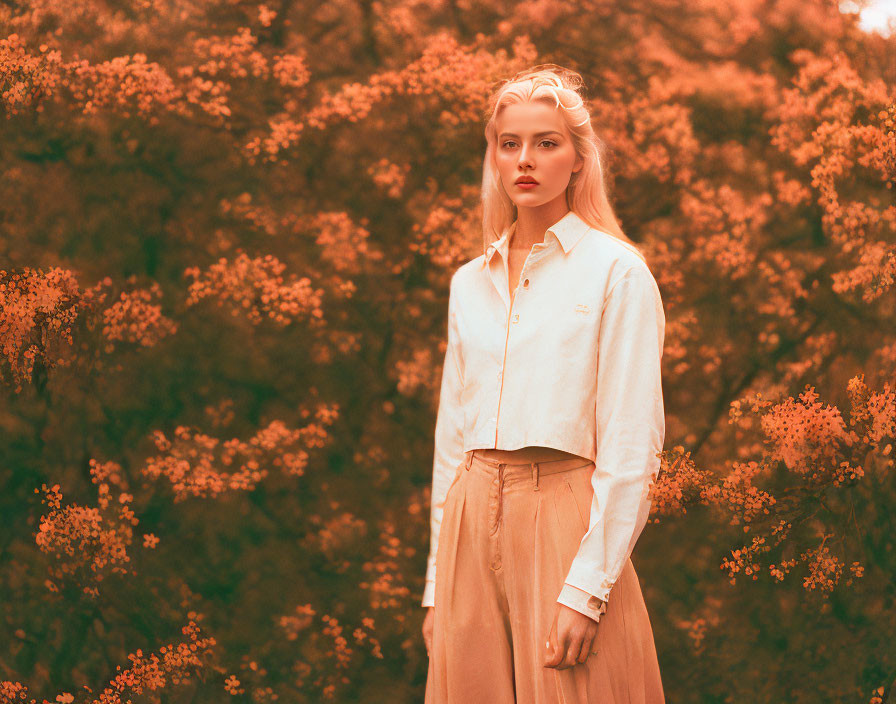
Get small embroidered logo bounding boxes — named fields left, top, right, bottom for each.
left=575, top=303, right=591, bottom=314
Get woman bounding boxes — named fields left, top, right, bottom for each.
left=421, top=65, right=666, bottom=703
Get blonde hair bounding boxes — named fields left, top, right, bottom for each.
left=481, top=64, right=640, bottom=257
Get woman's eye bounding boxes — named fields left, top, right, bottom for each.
left=501, top=140, right=557, bottom=149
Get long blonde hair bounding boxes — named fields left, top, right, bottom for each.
left=481, top=64, right=639, bottom=255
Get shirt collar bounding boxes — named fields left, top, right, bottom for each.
left=481, top=209, right=591, bottom=269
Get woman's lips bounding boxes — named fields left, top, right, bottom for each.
left=516, top=182, right=538, bottom=189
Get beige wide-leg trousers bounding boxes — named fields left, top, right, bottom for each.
left=425, top=450, right=665, bottom=704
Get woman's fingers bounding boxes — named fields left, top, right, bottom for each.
left=543, top=633, right=558, bottom=667
left=548, top=635, right=582, bottom=670
left=575, top=626, right=597, bottom=664
left=548, top=628, right=581, bottom=670
left=543, top=613, right=564, bottom=668
left=560, top=633, right=584, bottom=669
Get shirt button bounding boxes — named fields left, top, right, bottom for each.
left=523, top=278, right=529, bottom=288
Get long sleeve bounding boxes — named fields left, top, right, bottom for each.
left=561, top=264, right=666, bottom=604
left=421, top=272, right=466, bottom=608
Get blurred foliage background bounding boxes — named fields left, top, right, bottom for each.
left=0, top=0, right=894, bottom=702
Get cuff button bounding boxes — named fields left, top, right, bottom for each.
left=587, top=596, right=607, bottom=613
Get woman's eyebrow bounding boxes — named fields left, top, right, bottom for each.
left=498, top=131, right=563, bottom=138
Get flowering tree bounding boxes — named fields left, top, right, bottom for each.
left=0, top=0, right=893, bottom=702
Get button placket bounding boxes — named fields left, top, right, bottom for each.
left=493, top=248, right=542, bottom=447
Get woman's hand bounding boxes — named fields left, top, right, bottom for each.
left=543, top=602, right=601, bottom=669
left=422, top=606, right=434, bottom=657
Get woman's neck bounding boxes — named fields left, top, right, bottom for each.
left=512, top=206, right=570, bottom=249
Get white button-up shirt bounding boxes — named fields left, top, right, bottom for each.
left=422, top=209, right=666, bottom=619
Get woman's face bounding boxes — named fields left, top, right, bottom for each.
left=494, top=100, right=583, bottom=210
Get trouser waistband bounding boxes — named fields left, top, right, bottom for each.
left=464, top=449, right=594, bottom=491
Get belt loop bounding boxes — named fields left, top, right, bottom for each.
left=465, top=451, right=473, bottom=470
left=532, top=461, right=540, bottom=491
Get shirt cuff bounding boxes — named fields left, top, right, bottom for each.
left=563, top=564, right=617, bottom=603
left=422, top=580, right=435, bottom=608
left=557, top=583, right=607, bottom=623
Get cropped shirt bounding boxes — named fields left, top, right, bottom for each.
left=422, top=209, right=666, bottom=617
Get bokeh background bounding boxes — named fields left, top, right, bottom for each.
left=1, top=1, right=894, bottom=702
